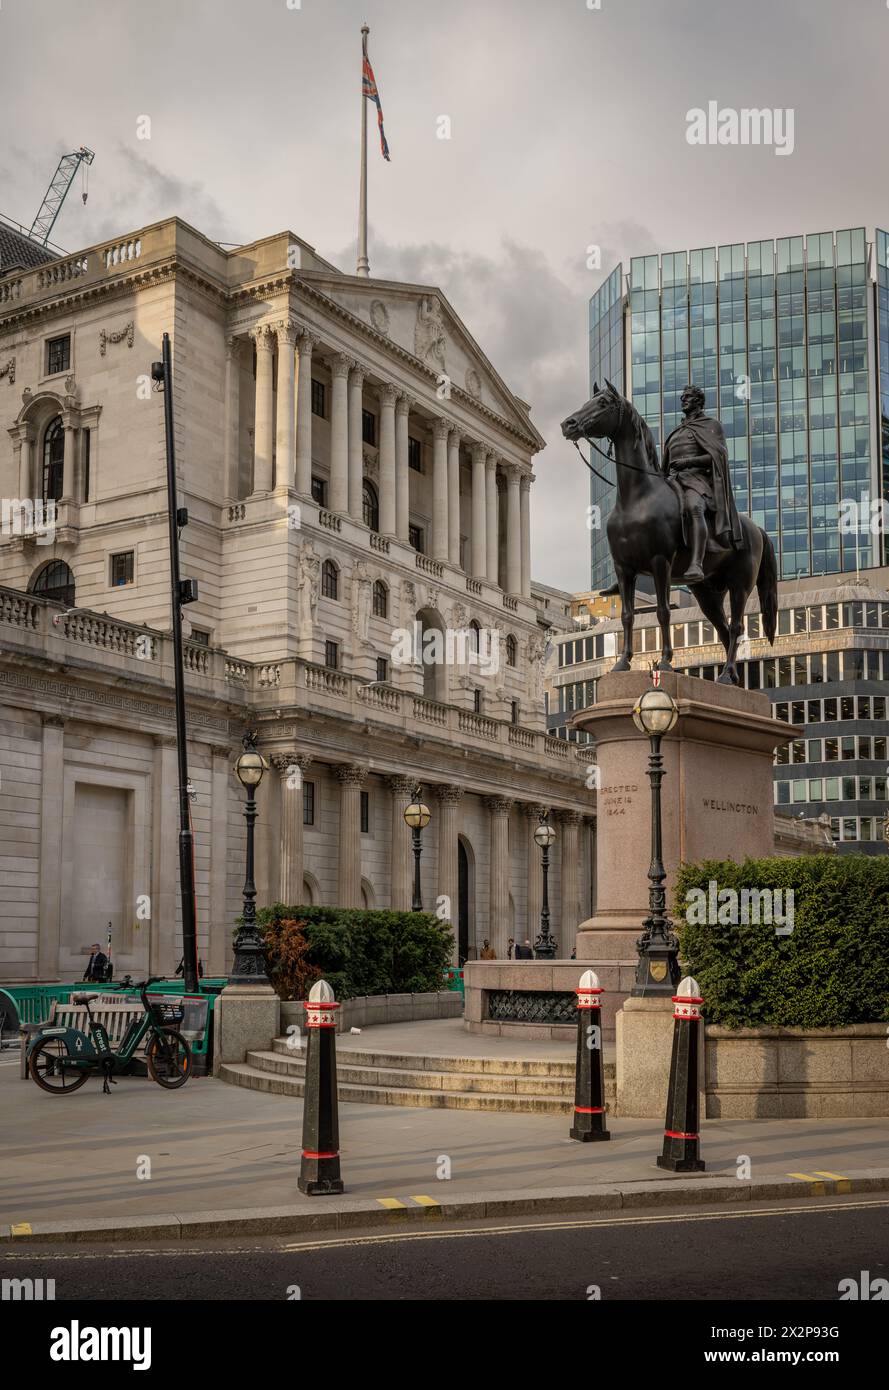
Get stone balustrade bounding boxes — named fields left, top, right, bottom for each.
left=36, top=256, right=90, bottom=289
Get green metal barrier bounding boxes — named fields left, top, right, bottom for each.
left=0, top=984, right=79, bottom=1029
left=444, top=967, right=465, bottom=995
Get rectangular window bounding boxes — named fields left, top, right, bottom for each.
left=311, top=379, right=327, bottom=418
left=473, top=688, right=482, bottom=713
left=82, top=429, right=90, bottom=502
left=110, top=551, right=134, bottom=587
left=303, top=781, right=315, bottom=826
left=46, top=334, right=71, bottom=375
left=823, top=697, right=837, bottom=722
left=360, top=790, right=370, bottom=834
left=807, top=699, right=821, bottom=722
left=808, top=778, right=823, bottom=801
left=825, top=777, right=840, bottom=801
left=324, top=640, right=339, bottom=670
left=408, top=523, right=424, bottom=553
left=408, top=437, right=423, bottom=471
left=376, top=656, right=389, bottom=683
left=311, top=475, right=327, bottom=507
left=510, top=700, right=519, bottom=725
left=362, top=409, right=377, bottom=446
left=190, top=628, right=210, bottom=647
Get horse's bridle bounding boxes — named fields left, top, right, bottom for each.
left=569, top=395, right=668, bottom=486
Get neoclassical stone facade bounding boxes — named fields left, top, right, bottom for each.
left=0, top=218, right=594, bottom=981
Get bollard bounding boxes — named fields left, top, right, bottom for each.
left=656, top=975, right=704, bottom=1173
left=298, top=978, right=344, bottom=1195
left=569, top=968, right=610, bottom=1142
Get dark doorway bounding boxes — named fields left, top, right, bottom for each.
left=457, top=839, right=470, bottom=965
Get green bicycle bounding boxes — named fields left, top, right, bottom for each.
left=27, top=977, right=192, bottom=1094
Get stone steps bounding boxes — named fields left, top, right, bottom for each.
left=218, top=1039, right=616, bottom=1115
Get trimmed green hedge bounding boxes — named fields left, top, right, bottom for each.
left=256, top=903, right=454, bottom=1001
left=674, top=855, right=889, bottom=1029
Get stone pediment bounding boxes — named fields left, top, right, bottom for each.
left=298, top=272, right=544, bottom=448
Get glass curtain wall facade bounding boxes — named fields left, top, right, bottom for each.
left=589, top=229, right=882, bottom=589
left=588, top=264, right=624, bottom=591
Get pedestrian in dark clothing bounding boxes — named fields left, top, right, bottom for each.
left=83, top=943, right=108, bottom=982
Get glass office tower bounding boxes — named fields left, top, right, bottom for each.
left=589, top=228, right=887, bottom=590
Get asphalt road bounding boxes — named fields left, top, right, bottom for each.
left=5, top=1195, right=889, bottom=1302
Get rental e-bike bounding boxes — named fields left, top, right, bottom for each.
left=27, top=977, right=191, bottom=1094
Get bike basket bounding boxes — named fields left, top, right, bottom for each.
left=150, top=996, right=185, bottom=1027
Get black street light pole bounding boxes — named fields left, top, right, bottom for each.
left=632, top=683, right=681, bottom=997
left=533, top=813, right=557, bottom=959
left=403, top=786, right=431, bottom=912
left=231, top=733, right=271, bottom=984
left=152, top=333, right=199, bottom=993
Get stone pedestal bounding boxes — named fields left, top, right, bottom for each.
left=212, top=983, right=280, bottom=1071
left=574, top=670, right=793, bottom=961
left=615, top=995, right=679, bottom=1118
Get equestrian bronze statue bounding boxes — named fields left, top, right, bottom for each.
left=561, top=382, right=777, bottom=685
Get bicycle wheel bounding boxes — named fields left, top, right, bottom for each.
left=28, top=1037, right=90, bottom=1094
left=146, top=1030, right=191, bottom=1089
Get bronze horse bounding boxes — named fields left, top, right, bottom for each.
left=561, top=382, right=777, bottom=684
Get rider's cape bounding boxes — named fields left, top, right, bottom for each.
left=662, top=415, right=745, bottom=549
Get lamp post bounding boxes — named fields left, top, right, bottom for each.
left=230, top=731, right=271, bottom=984
left=533, top=812, right=557, bottom=959
left=403, top=786, right=431, bottom=912
left=631, top=682, right=681, bottom=996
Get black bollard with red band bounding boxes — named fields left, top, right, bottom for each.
left=569, top=969, right=611, bottom=1142
left=657, top=975, right=704, bottom=1173
left=298, top=979, right=344, bottom=1195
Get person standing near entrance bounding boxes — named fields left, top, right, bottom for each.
left=514, top=939, right=533, bottom=960
left=479, top=939, right=496, bottom=960
left=83, top=942, right=108, bottom=982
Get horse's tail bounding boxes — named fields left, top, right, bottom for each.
left=756, top=527, right=778, bottom=645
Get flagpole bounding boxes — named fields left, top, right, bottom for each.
left=357, top=23, right=370, bottom=277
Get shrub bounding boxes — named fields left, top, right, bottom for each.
left=674, top=855, right=889, bottom=1029
left=259, top=917, right=320, bottom=1002
left=256, top=903, right=454, bottom=1001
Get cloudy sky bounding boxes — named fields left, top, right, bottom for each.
left=1, top=0, right=886, bottom=590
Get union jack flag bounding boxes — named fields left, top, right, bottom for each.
left=362, top=38, right=390, bottom=161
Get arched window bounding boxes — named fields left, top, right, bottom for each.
left=321, top=559, right=339, bottom=600
left=468, top=620, right=481, bottom=655
left=42, top=417, right=64, bottom=503
left=362, top=479, right=379, bottom=532
left=31, top=560, right=75, bottom=607
left=505, top=633, right=517, bottom=667
left=372, top=579, right=388, bottom=618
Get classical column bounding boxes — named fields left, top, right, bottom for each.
left=379, top=382, right=398, bottom=536
left=223, top=336, right=241, bottom=500
left=485, top=453, right=499, bottom=585
left=335, top=764, right=367, bottom=908
left=275, top=321, right=297, bottom=488
left=273, top=753, right=313, bottom=904
left=18, top=427, right=33, bottom=497
left=329, top=354, right=351, bottom=514
left=520, top=473, right=532, bottom=597
left=61, top=419, right=76, bottom=503
left=389, top=775, right=414, bottom=911
left=447, top=428, right=461, bottom=567
left=558, top=810, right=583, bottom=947
left=432, top=418, right=450, bottom=561
left=522, top=803, right=547, bottom=942
left=348, top=364, right=365, bottom=522
left=37, top=715, right=65, bottom=977
left=506, top=464, right=522, bottom=595
left=395, top=394, right=411, bottom=540
left=435, top=786, right=463, bottom=950
left=471, top=443, right=487, bottom=579
left=295, top=331, right=316, bottom=496
left=485, top=797, right=513, bottom=957
left=251, top=325, right=275, bottom=493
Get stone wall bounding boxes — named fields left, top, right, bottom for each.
left=280, top=989, right=463, bottom=1035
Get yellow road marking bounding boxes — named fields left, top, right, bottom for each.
left=813, top=1171, right=852, bottom=1192
left=410, top=1195, right=439, bottom=1207
left=376, top=1197, right=407, bottom=1210
left=10, top=1223, right=32, bottom=1237
left=787, top=1172, right=826, bottom=1194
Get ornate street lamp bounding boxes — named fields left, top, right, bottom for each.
left=230, top=731, right=271, bottom=984
left=403, top=786, right=431, bottom=912
left=631, top=683, right=681, bottom=996
left=533, top=813, right=558, bottom=959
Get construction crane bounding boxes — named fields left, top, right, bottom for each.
left=29, top=146, right=95, bottom=245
